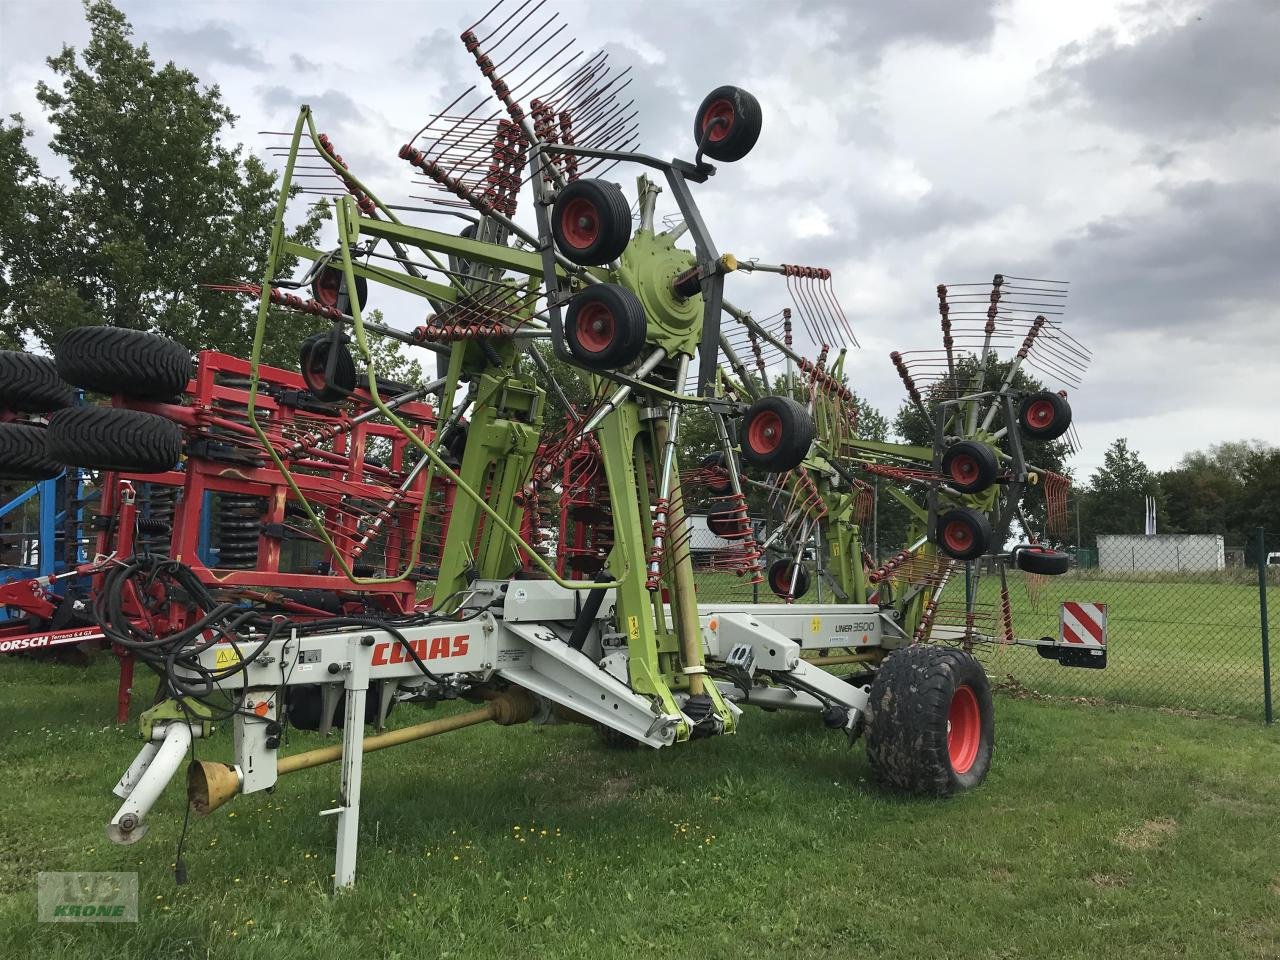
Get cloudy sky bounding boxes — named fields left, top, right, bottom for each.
left=2, top=0, right=1277, bottom=477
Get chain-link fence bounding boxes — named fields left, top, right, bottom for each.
left=691, top=530, right=1277, bottom=721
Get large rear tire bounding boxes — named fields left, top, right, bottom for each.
left=866, top=645, right=994, bottom=797
left=46, top=406, right=182, bottom=474
left=0, top=351, right=75, bottom=412
left=55, top=327, right=191, bottom=400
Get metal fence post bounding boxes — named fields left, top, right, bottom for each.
left=1258, top=527, right=1272, bottom=725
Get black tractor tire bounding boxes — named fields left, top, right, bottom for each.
left=299, top=332, right=358, bottom=401
left=693, top=85, right=762, bottom=163
left=0, top=423, right=63, bottom=480
left=740, top=396, right=813, bottom=471
left=0, top=351, right=75, bottom=412
left=941, top=440, right=999, bottom=494
left=55, top=326, right=192, bottom=400
left=551, top=179, right=632, bottom=266
left=45, top=406, right=182, bottom=474
left=767, top=559, right=810, bottom=599
left=866, top=644, right=994, bottom=797
left=700, top=452, right=733, bottom=495
left=563, top=284, right=648, bottom=370
left=936, top=507, right=992, bottom=561
left=1018, top=391, right=1072, bottom=441
left=1012, top=544, right=1071, bottom=576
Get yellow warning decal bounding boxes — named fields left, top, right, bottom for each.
left=214, top=647, right=241, bottom=670
left=810, top=616, right=822, bottom=633
left=627, top=616, right=640, bottom=641
left=830, top=541, right=841, bottom=557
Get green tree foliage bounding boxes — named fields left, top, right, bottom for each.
left=1155, top=440, right=1278, bottom=554
left=1077, top=438, right=1162, bottom=543
left=0, top=1, right=325, bottom=366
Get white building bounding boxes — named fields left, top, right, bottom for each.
left=1097, top=534, right=1225, bottom=572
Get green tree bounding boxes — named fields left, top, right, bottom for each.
left=1158, top=440, right=1272, bottom=544
left=0, top=1, right=324, bottom=365
left=1078, top=438, right=1162, bottom=543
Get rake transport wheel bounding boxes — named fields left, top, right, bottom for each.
left=700, top=452, right=733, bottom=495
left=0, top=423, right=63, bottom=480
left=551, top=179, right=632, bottom=266
left=1011, top=543, right=1071, bottom=576
left=311, top=263, right=369, bottom=311
left=936, top=507, right=992, bottom=561
left=740, top=396, right=814, bottom=471
left=707, top=507, right=748, bottom=540
left=866, top=645, right=994, bottom=797
left=767, top=559, right=810, bottom=599
left=46, top=406, right=182, bottom=474
left=0, top=351, right=74, bottom=413
left=1017, top=390, right=1072, bottom=441
left=693, top=85, right=762, bottom=163
left=55, top=326, right=192, bottom=400
left=941, top=440, right=998, bottom=494
left=563, top=284, right=648, bottom=370
left=596, top=723, right=640, bottom=750
left=299, top=332, right=358, bottom=401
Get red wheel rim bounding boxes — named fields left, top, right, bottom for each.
left=948, top=684, right=981, bottom=774
left=314, top=268, right=341, bottom=307
left=1026, top=399, right=1056, bottom=429
left=560, top=197, right=600, bottom=249
left=574, top=301, right=615, bottom=353
left=772, top=565, right=793, bottom=593
left=747, top=410, right=783, bottom=456
left=948, top=453, right=978, bottom=486
left=702, top=99, right=734, bottom=143
left=942, top=518, right=974, bottom=554
left=303, top=348, right=328, bottom=389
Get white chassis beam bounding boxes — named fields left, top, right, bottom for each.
left=104, top=582, right=893, bottom=889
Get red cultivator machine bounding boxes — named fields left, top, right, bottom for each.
left=1, top=335, right=451, bottom=721
left=0, top=0, right=1103, bottom=891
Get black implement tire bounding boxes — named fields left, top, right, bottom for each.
left=551, top=179, right=632, bottom=266
left=299, top=332, right=357, bottom=401
left=55, top=326, right=191, bottom=400
left=693, top=86, right=762, bottom=163
left=311, top=263, right=369, bottom=312
left=707, top=507, right=748, bottom=541
left=767, top=559, right=810, bottom=599
left=866, top=645, right=994, bottom=797
left=936, top=507, right=992, bottom=561
left=1012, top=544, right=1070, bottom=576
left=941, top=440, right=998, bottom=494
left=1017, top=391, right=1072, bottom=441
left=0, top=423, right=63, bottom=480
left=563, top=284, right=648, bottom=370
left=46, top=406, right=182, bottom=474
left=0, top=351, right=74, bottom=412
left=700, top=452, right=733, bottom=496
left=740, top=396, right=813, bottom=471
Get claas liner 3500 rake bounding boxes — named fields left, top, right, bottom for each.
left=103, top=0, right=1089, bottom=890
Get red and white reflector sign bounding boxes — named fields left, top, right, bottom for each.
left=1060, top=602, right=1107, bottom=648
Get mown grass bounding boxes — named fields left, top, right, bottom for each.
left=1, top=657, right=1278, bottom=959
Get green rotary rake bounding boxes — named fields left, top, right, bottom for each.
left=98, top=0, right=1094, bottom=890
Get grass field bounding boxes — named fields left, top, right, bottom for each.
left=694, top=569, right=1278, bottom=718
left=1, top=657, right=1278, bottom=959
